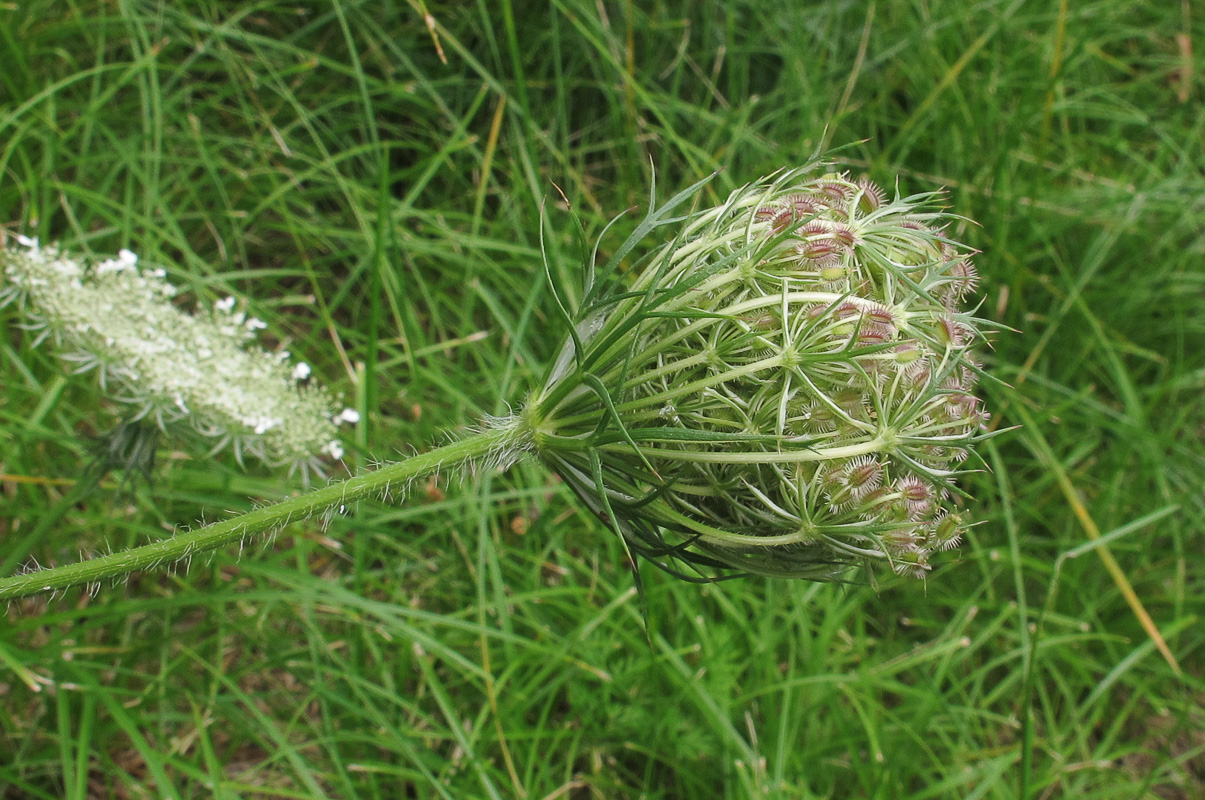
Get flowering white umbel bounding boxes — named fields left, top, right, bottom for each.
left=1, top=236, right=356, bottom=476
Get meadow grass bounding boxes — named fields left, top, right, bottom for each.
left=1, top=1, right=1202, bottom=797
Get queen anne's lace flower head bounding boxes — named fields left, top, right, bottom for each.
left=521, top=165, right=995, bottom=581
left=1, top=236, right=355, bottom=478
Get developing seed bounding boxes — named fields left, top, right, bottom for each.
left=856, top=176, right=886, bottom=213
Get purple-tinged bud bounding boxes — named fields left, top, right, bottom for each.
left=817, top=178, right=855, bottom=205
left=896, top=476, right=936, bottom=519
left=785, top=194, right=821, bottom=218
left=844, top=455, right=884, bottom=501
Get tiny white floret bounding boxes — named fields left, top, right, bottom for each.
left=253, top=418, right=281, bottom=435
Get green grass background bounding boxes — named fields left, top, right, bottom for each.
left=1, top=1, right=1202, bottom=797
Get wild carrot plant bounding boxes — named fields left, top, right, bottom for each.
left=0, top=161, right=997, bottom=600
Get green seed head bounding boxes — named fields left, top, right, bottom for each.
left=526, top=165, right=992, bottom=581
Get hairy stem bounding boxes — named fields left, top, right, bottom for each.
left=0, top=424, right=526, bottom=602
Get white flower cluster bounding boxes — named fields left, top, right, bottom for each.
left=1, top=236, right=357, bottom=476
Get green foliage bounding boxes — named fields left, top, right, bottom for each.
left=1, top=1, right=1202, bottom=798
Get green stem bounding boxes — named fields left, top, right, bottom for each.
left=0, top=425, right=524, bottom=602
